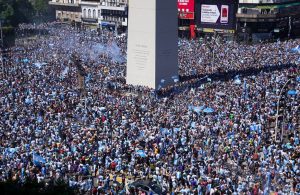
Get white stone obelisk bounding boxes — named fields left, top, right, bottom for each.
left=127, top=0, right=178, bottom=90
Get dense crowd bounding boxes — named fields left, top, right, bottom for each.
left=178, top=37, right=300, bottom=77
left=0, top=22, right=299, bottom=195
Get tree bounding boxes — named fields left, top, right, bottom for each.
left=32, top=0, right=55, bottom=23
left=0, top=0, right=34, bottom=26
left=0, top=0, right=15, bottom=23
left=0, top=0, right=54, bottom=27
left=11, top=0, right=35, bottom=26
left=32, top=0, right=48, bottom=16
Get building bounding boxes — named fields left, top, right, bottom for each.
left=178, top=0, right=196, bottom=39
left=50, top=0, right=128, bottom=32
left=80, top=0, right=100, bottom=25
left=49, top=0, right=300, bottom=40
left=49, top=0, right=82, bottom=23
left=237, top=0, right=300, bottom=41
left=99, top=0, right=128, bottom=32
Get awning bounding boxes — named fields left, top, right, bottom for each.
left=277, top=2, right=300, bottom=8
left=82, top=18, right=98, bottom=23
left=257, top=5, right=277, bottom=9
left=100, top=22, right=115, bottom=26
left=199, top=28, right=235, bottom=34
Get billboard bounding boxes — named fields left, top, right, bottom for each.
left=196, top=0, right=238, bottom=30
left=178, top=0, right=195, bottom=19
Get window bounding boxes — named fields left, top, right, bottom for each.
left=88, top=9, right=91, bottom=18
left=83, top=9, right=86, bottom=18
left=93, top=9, right=96, bottom=18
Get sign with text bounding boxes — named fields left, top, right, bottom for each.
left=196, top=0, right=238, bottom=30
left=178, top=0, right=195, bottom=19
left=201, top=4, right=220, bottom=23
left=220, top=5, right=229, bottom=23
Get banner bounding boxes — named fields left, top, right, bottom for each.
left=190, top=24, right=196, bottom=39
left=178, top=0, right=195, bottom=19
left=33, top=152, right=46, bottom=166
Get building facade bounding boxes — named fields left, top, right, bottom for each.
left=80, top=0, right=100, bottom=25
left=49, top=0, right=300, bottom=40
left=99, top=0, right=128, bottom=32
left=178, top=0, right=196, bottom=39
left=237, top=0, right=300, bottom=41
left=49, top=0, right=82, bottom=22
left=50, top=0, right=128, bottom=31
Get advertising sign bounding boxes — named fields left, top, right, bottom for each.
left=196, top=0, right=238, bottom=30
left=179, top=12, right=194, bottom=19
left=201, top=4, right=220, bottom=23
left=178, top=0, right=195, bottom=19
left=220, top=5, right=229, bottom=24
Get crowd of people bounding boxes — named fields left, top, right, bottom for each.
left=0, top=22, right=299, bottom=194
left=178, top=37, right=299, bottom=77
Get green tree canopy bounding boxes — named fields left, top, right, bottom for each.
left=0, top=0, right=15, bottom=22
left=0, top=0, right=52, bottom=27
left=32, top=0, right=48, bottom=15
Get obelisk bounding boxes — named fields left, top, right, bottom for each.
left=127, top=0, right=178, bottom=89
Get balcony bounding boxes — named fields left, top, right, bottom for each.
left=99, top=2, right=127, bottom=11
left=80, top=1, right=99, bottom=6
left=49, top=1, right=80, bottom=7
left=236, top=12, right=281, bottom=22
left=81, top=17, right=98, bottom=23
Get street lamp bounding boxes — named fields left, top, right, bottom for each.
left=210, top=32, right=219, bottom=73
left=95, top=121, right=100, bottom=177
left=0, top=19, right=3, bottom=48
left=274, top=79, right=292, bottom=141
left=0, top=19, right=5, bottom=77
left=288, top=16, right=292, bottom=39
